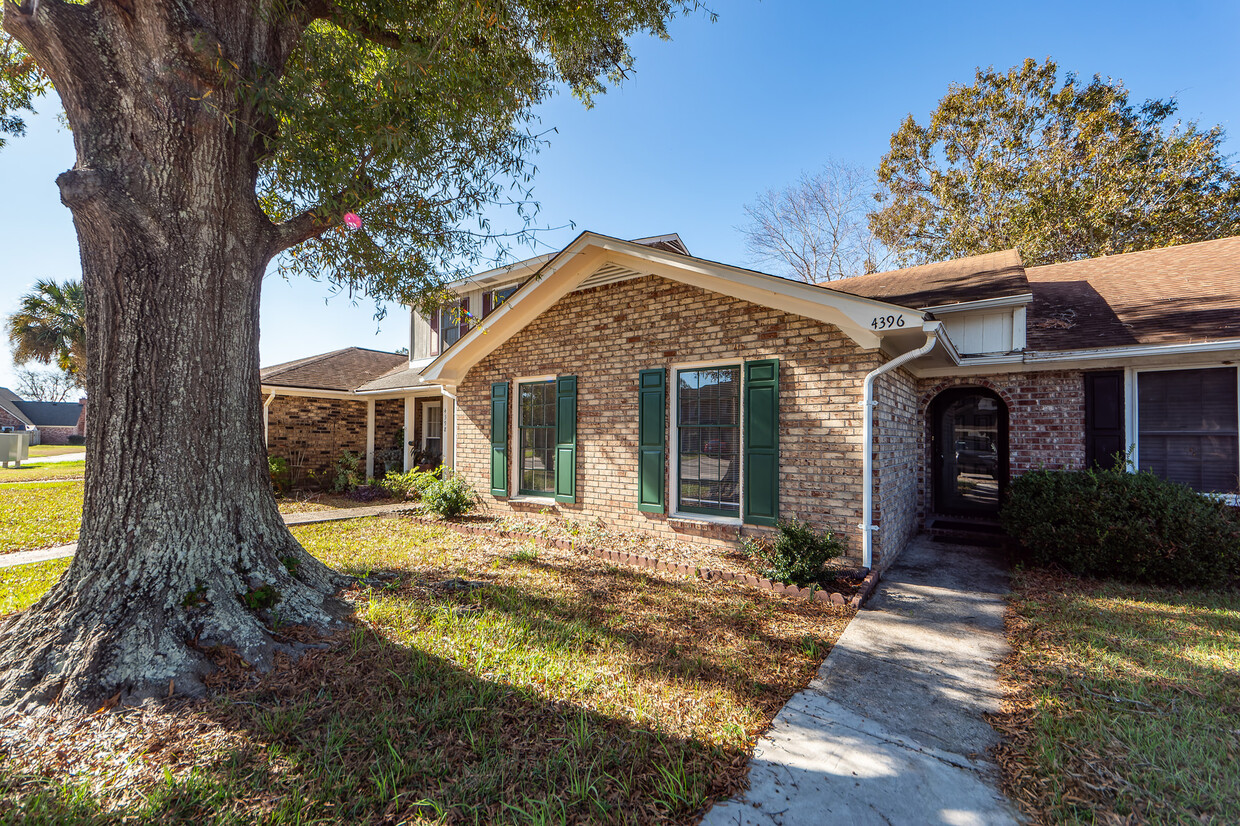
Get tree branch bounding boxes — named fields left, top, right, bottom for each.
left=306, top=0, right=404, bottom=50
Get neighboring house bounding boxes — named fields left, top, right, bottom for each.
left=0, top=388, right=86, bottom=445
left=264, top=232, right=1240, bottom=570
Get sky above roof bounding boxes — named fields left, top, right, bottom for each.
left=1, top=0, right=1237, bottom=391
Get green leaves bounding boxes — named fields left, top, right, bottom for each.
left=254, top=0, right=706, bottom=303
left=0, top=32, right=51, bottom=151
left=5, top=278, right=86, bottom=384
left=872, top=58, right=1240, bottom=266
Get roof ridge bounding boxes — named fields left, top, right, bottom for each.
left=1026, top=235, right=1240, bottom=274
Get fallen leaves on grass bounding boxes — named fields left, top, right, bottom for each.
left=990, top=568, right=1240, bottom=825
left=0, top=518, right=854, bottom=824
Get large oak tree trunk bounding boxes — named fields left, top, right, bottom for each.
left=0, top=0, right=350, bottom=710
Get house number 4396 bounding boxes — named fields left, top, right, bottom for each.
left=870, top=315, right=906, bottom=330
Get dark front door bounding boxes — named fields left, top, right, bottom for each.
left=932, top=388, right=1009, bottom=515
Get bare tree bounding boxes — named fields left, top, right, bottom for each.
left=742, top=160, right=898, bottom=283
left=14, top=367, right=75, bottom=402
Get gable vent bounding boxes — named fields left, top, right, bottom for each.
left=574, top=262, right=646, bottom=292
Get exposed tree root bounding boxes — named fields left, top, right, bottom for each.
left=0, top=532, right=354, bottom=713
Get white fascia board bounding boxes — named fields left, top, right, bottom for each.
left=911, top=337, right=1240, bottom=378
left=259, top=385, right=361, bottom=400
left=419, top=232, right=928, bottom=385
left=442, top=254, right=555, bottom=292
left=353, top=386, right=444, bottom=397
left=1021, top=337, right=1240, bottom=364
left=920, top=293, right=1033, bottom=314
left=420, top=244, right=607, bottom=385
left=592, top=240, right=924, bottom=348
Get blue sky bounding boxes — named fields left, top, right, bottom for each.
left=1, top=0, right=1237, bottom=391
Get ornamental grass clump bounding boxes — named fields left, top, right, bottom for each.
left=1001, top=465, right=1240, bottom=587
left=743, top=519, right=843, bottom=586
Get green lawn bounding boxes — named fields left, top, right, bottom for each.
left=994, top=569, right=1240, bottom=825
left=28, top=444, right=85, bottom=458
left=0, top=459, right=86, bottom=484
left=0, top=483, right=393, bottom=554
left=0, top=517, right=853, bottom=823
left=0, top=481, right=83, bottom=553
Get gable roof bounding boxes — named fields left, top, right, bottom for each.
left=420, top=231, right=934, bottom=386
left=1025, top=237, right=1240, bottom=351
left=0, top=388, right=35, bottom=428
left=12, top=400, right=81, bottom=427
left=260, top=347, right=408, bottom=392
left=827, top=249, right=1028, bottom=308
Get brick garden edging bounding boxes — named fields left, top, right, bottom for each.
left=404, top=515, right=880, bottom=608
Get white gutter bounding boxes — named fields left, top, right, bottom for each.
left=860, top=322, right=942, bottom=570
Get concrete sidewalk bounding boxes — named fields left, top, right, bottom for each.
left=20, top=452, right=87, bottom=464
left=0, top=502, right=414, bottom=570
left=702, top=536, right=1023, bottom=826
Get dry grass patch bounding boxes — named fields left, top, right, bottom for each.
left=275, top=492, right=396, bottom=514
left=993, top=568, right=1240, bottom=825
left=1, top=517, right=852, bottom=824
left=0, top=480, right=83, bottom=553
left=27, top=445, right=85, bottom=458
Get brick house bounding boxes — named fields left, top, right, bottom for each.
left=0, top=389, right=86, bottom=445
left=264, top=232, right=1240, bottom=570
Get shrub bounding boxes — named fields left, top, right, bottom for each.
left=421, top=472, right=477, bottom=518
left=331, top=451, right=363, bottom=493
left=268, top=456, right=291, bottom=495
left=743, top=519, right=844, bottom=586
left=1001, top=465, right=1240, bottom=587
left=378, top=468, right=438, bottom=500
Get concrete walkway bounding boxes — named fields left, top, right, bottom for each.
left=703, top=536, right=1023, bottom=826
left=19, top=452, right=86, bottom=464
left=0, top=502, right=414, bottom=570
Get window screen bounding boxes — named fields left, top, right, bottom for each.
left=1138, top=367, right=1239, bottom=493
left=677, top=367, right=741, bottom=515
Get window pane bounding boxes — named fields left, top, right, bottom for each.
left=519, top=380, right=557, bottom=495
left=1139, top=368, right=1239, bottom=493
left=677, top=367, right=740, bottom=514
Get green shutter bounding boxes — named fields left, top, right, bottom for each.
left=554, top=375, right=577, bottom=503
left=637, top=368, right=666, bottom=513
left=743, top=359, right=779, bottom=526
left=490, top=382, right=508, bottom=497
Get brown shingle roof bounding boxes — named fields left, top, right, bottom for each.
left=261, top=347, right=408, bottom=391
left=826, top=249, right=1028, bottom=308
left=1025, top=237, right=1240, bottom=351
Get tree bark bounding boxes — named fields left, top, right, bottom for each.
left=0, top=0, right=350, bottom=710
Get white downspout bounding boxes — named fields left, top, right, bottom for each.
left=861, top=322, right=941, bottom=570
left=263, top=391, right=277, bottom=446
left=439, top=386, right=458, bottom=476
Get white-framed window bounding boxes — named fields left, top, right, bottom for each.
left=512, top=375, right=557, bottom=499
left=669, top=360, right=745, bottom=523
left=422, top=400, right=443, bottom=459
left=1131, top=365, right=1240, bottom=495
left=429, top=298, right=473, bottom=356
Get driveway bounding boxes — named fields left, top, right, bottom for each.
left=703, top=535, right=1023, bottom=825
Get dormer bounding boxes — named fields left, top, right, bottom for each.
left=408, top=234, right=690, bottom=360
left=922, top=293, right=1030, bottom=355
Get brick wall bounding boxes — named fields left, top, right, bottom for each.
left=374, top=399, right=405, bottom=476
left=37, top=426, right=79, bottom=446
left=873, top=367, right=921, bottom=568
left=453, top=274, right=896, bottom=563
left=266, top=396, right=369, bottom=485
left=0, top=407, right=26, bottom=431
left=915, top=370, right=1086, bottom=517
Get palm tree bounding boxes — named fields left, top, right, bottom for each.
left=6, top=278, right=86, bottom=386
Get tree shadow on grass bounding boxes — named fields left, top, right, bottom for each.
left=385, top=552, right=852, bottom=714
left=2, top=628, right=739, bottom=825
